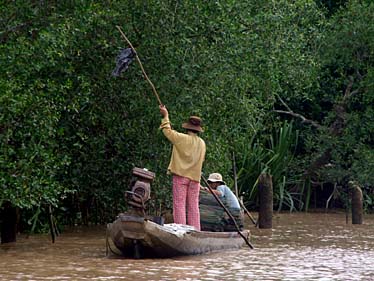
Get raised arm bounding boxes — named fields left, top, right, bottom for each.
left=159, top=104, right=169, bottom=119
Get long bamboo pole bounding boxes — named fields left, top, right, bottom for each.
left=116, top=25, right=163, bottom=106
left=239, top=200, right=257, bottom=225
left=201, top=176, right=254, bottom=249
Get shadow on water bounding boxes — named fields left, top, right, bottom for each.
left=1, top=212, right=374, bottom=280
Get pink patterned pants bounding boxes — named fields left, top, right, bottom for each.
left=172, top=175, right=201, bottom=230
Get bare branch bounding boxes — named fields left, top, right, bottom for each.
left=356, top=69, right=363, bottom=80
left=276, top=95, right=292, bottom=112
left=274, top=94, right=321, bottom=129
left=343, top=76, right=360, bottom=101
left=273, top=110, right=322, bottom=129
left=1, top=20, right=32, bottom=43
left=343, top=77, right=354, bottom=101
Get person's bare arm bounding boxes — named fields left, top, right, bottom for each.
left=210, top=189, right=222, bottom=196
left=159, top=104, right=171, bottom=130
left=200, top=185, right=211, bottom=192
left=159, top=105, right=169, bottom=118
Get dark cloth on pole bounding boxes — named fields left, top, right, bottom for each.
left=112, top=48, right=136, bottom=77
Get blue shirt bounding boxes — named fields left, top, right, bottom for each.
left=217, top=185, right=241, bottom=210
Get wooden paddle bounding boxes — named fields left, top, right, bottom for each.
left=201, top=176, right=254, bottom=249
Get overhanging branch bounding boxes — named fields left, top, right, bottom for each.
left=273, top=109, right=322, bottom=129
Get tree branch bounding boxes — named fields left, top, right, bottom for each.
left=1, top=20, right=32, bottom=43
left=273, top=110, right=322, bottom=129
left=274, top=94, right=321, bottom=129
left=277, top=95, right=293, bottom=112
left=343, top=77, right=354, bottom=101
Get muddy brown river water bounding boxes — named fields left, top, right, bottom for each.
left=1, top=212, right=374, bottom=280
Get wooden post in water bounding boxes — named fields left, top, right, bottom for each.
left=350, top=181, right=363, bottom=225
left=258, top=173, right=273, bottom=229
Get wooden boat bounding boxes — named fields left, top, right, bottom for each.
left=107, top=213, right=250, bottom=258
left=107, top=167, right=251, bottom=258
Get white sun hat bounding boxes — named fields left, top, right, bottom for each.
left=207, top=173, right=226, bottom=185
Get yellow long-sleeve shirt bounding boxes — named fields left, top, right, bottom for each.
left=160, top=116, right=206, bottom=182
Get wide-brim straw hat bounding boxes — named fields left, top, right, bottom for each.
left=207, top=173, right=226, bottom=185
left=182, top=116, right=204, bottom=132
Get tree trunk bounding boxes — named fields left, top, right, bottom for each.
left=258, top=173, right=273, bottom=229
left=1, top=202, right=17, bottom=244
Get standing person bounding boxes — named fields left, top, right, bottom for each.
left=159, top=105, right=206, bottom=230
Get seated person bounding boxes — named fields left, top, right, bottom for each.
left=200, top=173, right=243, bottom=231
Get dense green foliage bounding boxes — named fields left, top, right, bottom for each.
left=1, top=0, right=373, bottom=231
